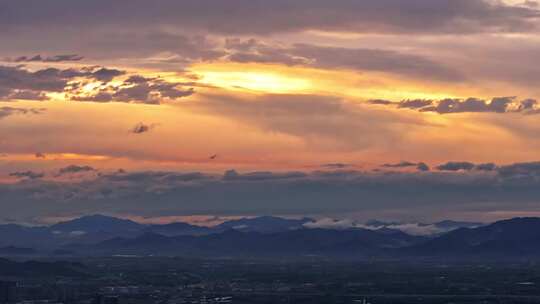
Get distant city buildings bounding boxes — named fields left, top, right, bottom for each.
left=0, top=281, right=17, bottom=304
left=91, top=295, right=119, bottom=304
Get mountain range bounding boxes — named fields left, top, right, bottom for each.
left=0, top=215, right=315, bottom=251
left=406, top=217, right=540, bottom=257
left=2, top=215, right=540, bottom=259
left=67, top=227, right=423, bottom=257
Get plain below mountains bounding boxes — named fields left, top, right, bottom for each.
left=0, top=257, right=88, bottom=277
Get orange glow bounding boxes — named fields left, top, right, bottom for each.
left=199, top=70, right=312, bottom=94
left=191, top=62, right=479, bottom=101
left=4, top=153, right=111, bottom=162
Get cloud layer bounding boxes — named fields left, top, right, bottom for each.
left=369, top=97, right=540, bottom=115
left=0, top=65, right=194, bottom=104
left=4, top=161, right=540, bottom=221
left=2, top=0, right=538, bottom=35
left=0, top=106, right=45, bottom=119
left=1, top=0, right=540, bottom=225
left=225, top=40, right=462, bottom=81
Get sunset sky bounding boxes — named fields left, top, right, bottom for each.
left=1, top=0, right=540, bottom=224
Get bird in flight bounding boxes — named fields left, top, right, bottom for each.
left=209, top=154, right=218, bottom=160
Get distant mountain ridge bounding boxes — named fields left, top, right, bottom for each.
left=433, top=220, right=483, bottom=230
left=363, top=219, right=483, bottom=235
left=50, top=214, right=142, bottom=234
left=214, top=216, right=312, bottom=233
left=3, top=215, right=540, bottom=259
left=406, top=217, right=540, bottom=257
left=146, top=222, right=213, bottom=236
left=0, top=215, right=317, bottom=251
left=71, top=227, right=425, bottom=257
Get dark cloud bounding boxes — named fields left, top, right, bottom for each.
left=13, top=54, right=83, bottom=63
left=383, top=161, right=418, bottom=168
left=421, top=97, right=512, bottom=114
left=383, top=161, right=431, bottom=172
left=476, top=163, right=498, bottom=171
left=71, top=75, right=194, bottom=104
left=130, top=122, right=157, bottom=134
left=368, top=99, right=394, bottom=106
left=223, top=169, right=307, bottom=181
left=497, top=161, right=540, bottom=178
left=417, top=162, right=430, bottom=172
left=225, top=40, right=462, bottom=81
left=57, top=165, right=96, bottom=175
left=431, top=161, right=534, bottom=174
left=519, top=98, right=538, bottom=110
left=371, top=97, right=540, bottom=115
left=321, top=163, right=351, bottom=169
left=7, top=90, right=49, bottom=101
left=0, top=66, right=71, bottom=96
left=398, top=99, right=434, bottom=110
left=14, top=32, right=225, bottom=65
left=225, top=39, right=311, bottom=66
left=435, top=162, right=503, bottom=173
left=90, top=67, right=125, bottom=83
left=9, top=171, right=44, bottom=180
left=0, top=65, right=125, bottom=101
left=131, top=123, right=150, bottom=134
left=5, top=161, right=540, bottom=220
left=1, top=0, right=537, bottom=36
left=436, top=161, right=476, bottom=171
left=0, top=1, right=537, bottom=92
left=0, top=107, right=46, bottom=119
left=98, top=170, right=212, bottom=185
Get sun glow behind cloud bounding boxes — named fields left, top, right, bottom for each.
left=3, top=153, right=111, bottom=162
left=197, top=70, right=312, bottom=94
left=191, top=62, right=471, bottom=101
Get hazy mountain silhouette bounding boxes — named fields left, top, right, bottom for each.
left=214, top=216, right=313, bottom=233
left=50, top=214, right=143, bottom=234
left=432, top=220, right=483, bottom=230
left=1, top=215, right=540, bottom=259
left=71, top=227, right=424, bottom=257
left=146, top=222, right=213, bottom=236
left=406, top=218, right=540, bottom=257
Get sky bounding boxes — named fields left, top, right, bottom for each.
left=1, top=0, right=540, bottom=225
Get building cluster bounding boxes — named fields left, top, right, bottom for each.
left=0, top=279, right=236, bottom=304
